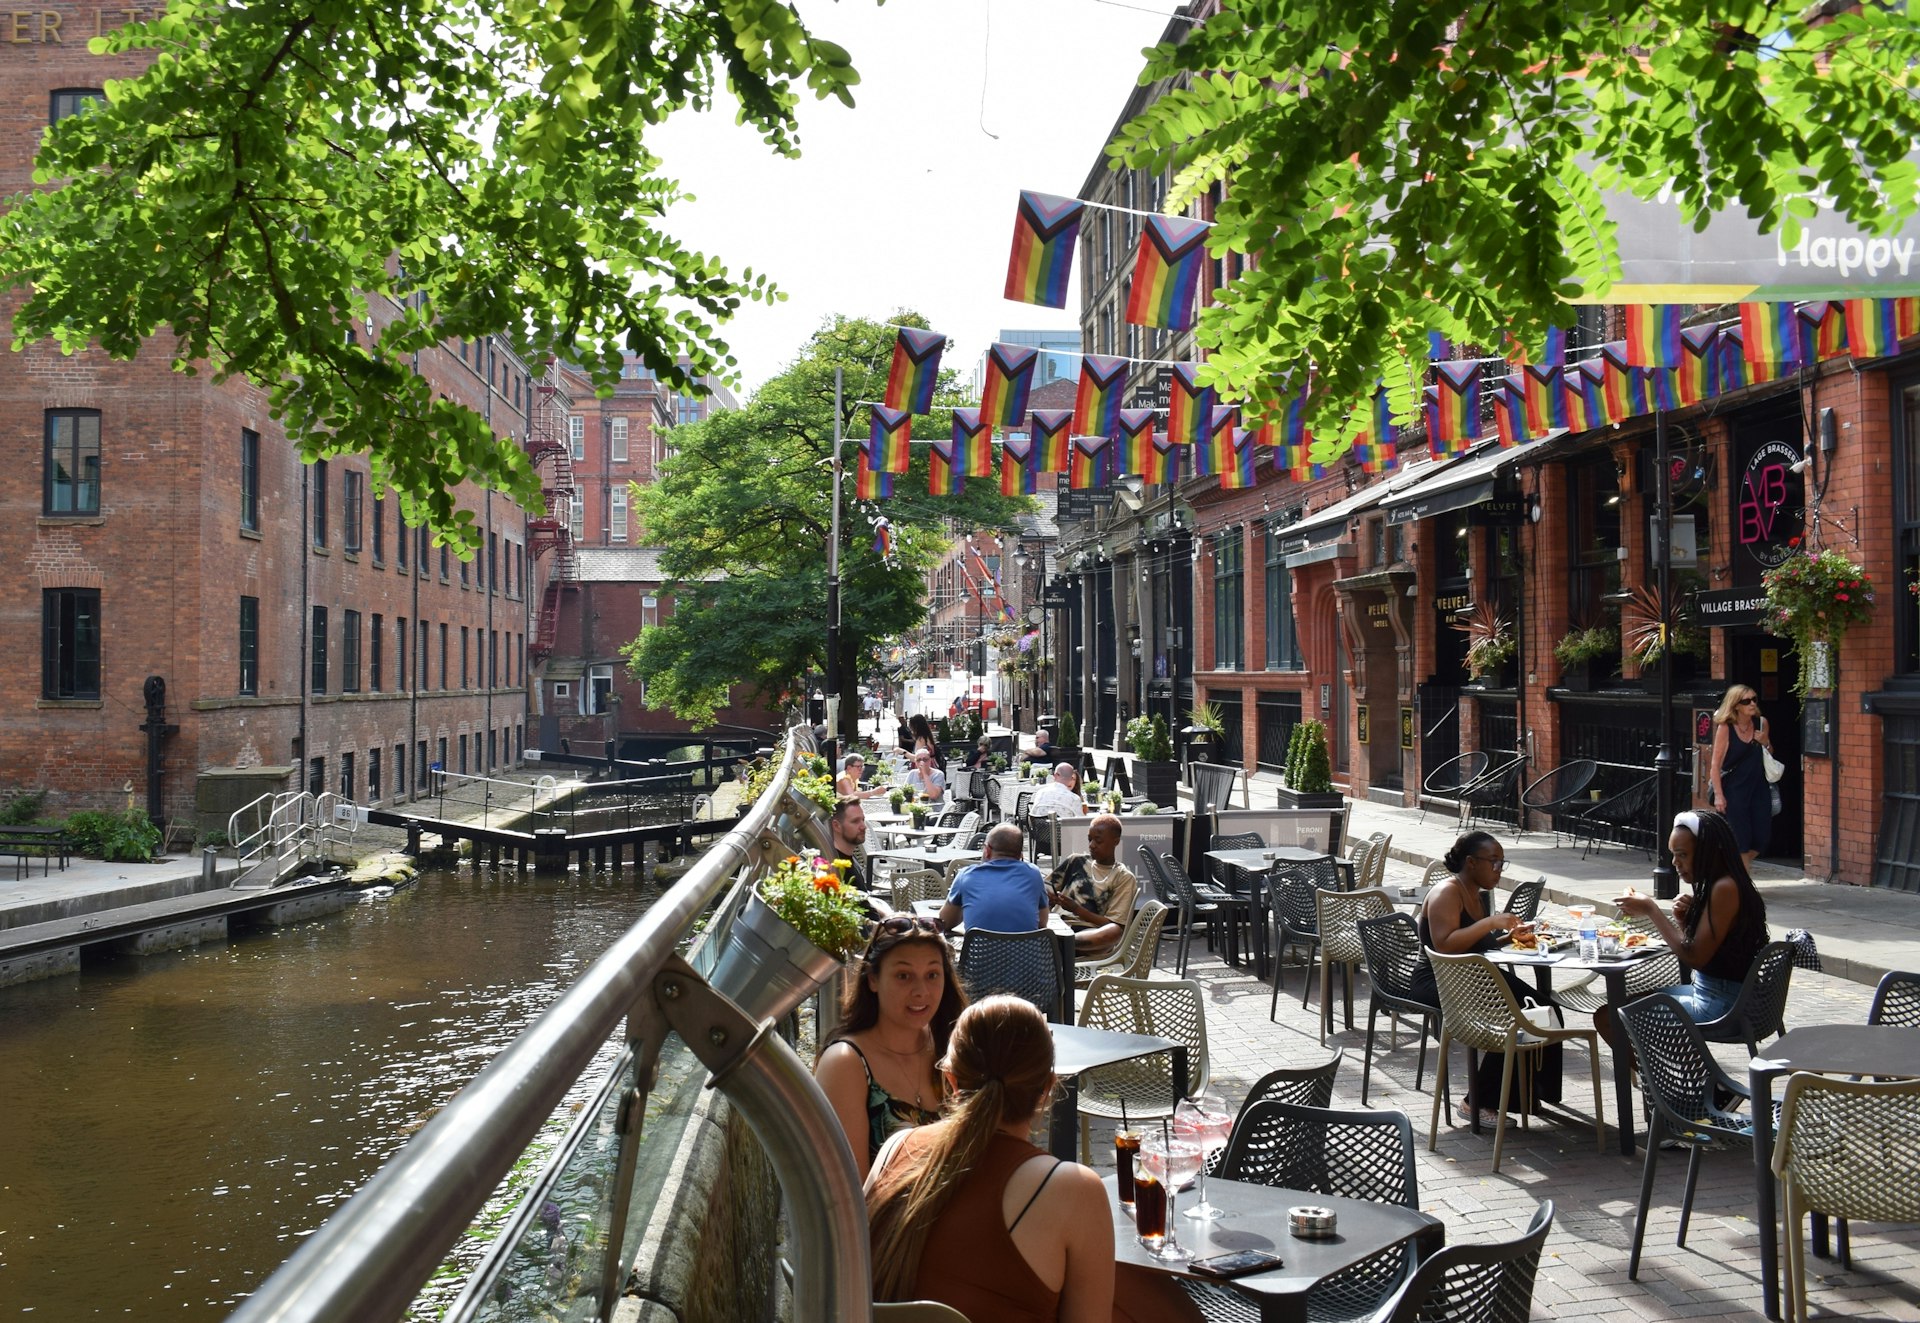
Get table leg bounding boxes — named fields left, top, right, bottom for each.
left=1752, top=1063, right=1782, bottom=1319
left=1050, top=1075, right=1080, bottom=1160
left=1054, top=931, right=1076, bottom=1026
left=1604, top=969, right=1637, bottom=1157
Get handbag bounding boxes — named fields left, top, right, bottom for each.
left=1770, top=784, right=1783, bottom=817
left=1762, top=746, right=1786, bottom=783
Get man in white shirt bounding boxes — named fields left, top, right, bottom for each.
left=1029, top=762, right=1085, bottom=821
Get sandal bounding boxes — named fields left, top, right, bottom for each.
left=1454, top=1103, right=1502, bottom=1128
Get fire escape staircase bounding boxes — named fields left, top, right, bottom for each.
left=526, top=380, right=578, bottom=659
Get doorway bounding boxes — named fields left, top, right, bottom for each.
left=1724, top=632, right=1803, bottom=865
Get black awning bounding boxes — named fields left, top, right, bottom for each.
left=1383, top=476, right=1497, bottom=526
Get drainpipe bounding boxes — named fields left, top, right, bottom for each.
left=485, top=339, right=495, bottom=770
left=299, top=461, right=310, bottom=792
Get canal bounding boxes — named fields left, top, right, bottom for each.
left=0, top=863, right=663, bottom=1318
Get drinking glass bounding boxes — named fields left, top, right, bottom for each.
left=1137, top=1135, right=1200, bottom=1261
left=1174, top=1093, right=1235, bottom=1220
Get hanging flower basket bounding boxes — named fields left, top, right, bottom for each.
left=1761, top=545, right=1875, bottom=699
left=707, top=854, right=869, bottom=1022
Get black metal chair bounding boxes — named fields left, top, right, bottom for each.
left=1518, top=758, right=1598, bottom=843
left=1203, top=1048, right=1346, bottom=1177
left=1144, top=846, right=1242, bottom=976
left=957, top=927, right=1066, bottom=1023
left=1500, top=876, right=1546, bottom=924
left=1356, top=912, right=1443, bottom=1106
left=1460, top=753, right=1528, bottom=831
left=1694, top=940, right=1796, bottom=1055
left=1267, top=864, right=1325, bottom=1021
left=1617, top=993, right=1756, bottom=1280
left=1571, top=773, right=1660, bottom=858
left=1210, top=830, right=1267, bottom=969
left=1419, top=751, right=1488, bottom=825
left=1373, top=1200, right=1555, bottom=1323
left=1870, top=969, right=1920, bottom=1027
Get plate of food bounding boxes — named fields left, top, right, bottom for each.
left=1505, top=924, right=1572, bottom=954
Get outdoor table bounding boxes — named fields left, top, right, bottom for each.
left=1048, top=1023, right=1185, bottom=1161
left=1104, top=1175, right=1444, bottom=1322
left=1748, top=1024, right=1920, bottom=1319
left=1488, top=942, right=1677, bottom=1156
left=1205, top=846, right=1329, bottom=981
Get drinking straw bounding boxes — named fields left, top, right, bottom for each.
left=1121, top=1098, right=1129, bottom=1131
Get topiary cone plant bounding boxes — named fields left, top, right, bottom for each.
left=1278, top=719, right=1341, bottom=809
left=1055, top=710, right=1079, bottom=749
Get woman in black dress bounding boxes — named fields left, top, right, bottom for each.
left=1708, top=684, right=1775, bottom=867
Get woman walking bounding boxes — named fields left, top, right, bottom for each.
left=1707, top=684, right=1775, bottom=867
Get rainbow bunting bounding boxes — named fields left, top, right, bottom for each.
left=1428, top=330, right=1453, bottom=361
left=1739, top=302, right=1804, bottom=371
left=951, top=408, right=995, bottom=477
left=1002, top=191, right=1085, bottom=309
left=978, top=342, right=1039, bottom=429
left=1421, top=387, right=1443, bottom=458
left=1898, top=297, right=1920, bottom=340
left=871, top=517, right=892, bottom=556
left=1507, top=325, right=1567, bottom=367
left=1562, top=360, right=1607, bottom=431
left=1801, top=300, right=1848, bottom=361
left=1128, top=429, right=1165, bottom=483
left=1030, top=409, right=1072, bottom=472
left=1490, top=379, right=1525, bottom=447
left=1645, top=365, right=1677, bottom=414
left=1600, top=343, right=1649, bottom=423
left=884, top=327, right=946, bottom=415
left=1843, top=299, right=1899, bottom=359
left=1073, top=354, right=1127, bottom=439
left=1116, top=409, right=1157, bottom=475
left=1262, top=389, right=1311, bottom=451
left=1431, top=360, right=1481, bottom=449
left=1522, top=364, right=1567, bottom=434
left=1720, top=325, right=1777, bottom=389
left=1352, top=388, right=1397, bottom=473
left=1069, top=434, right=1111, bottom=489
left=1165, top=363, right=1213, bottom=447
left=1673, top=324, right=1719, bottom=406
left=1124, top=215, right=1211, bottom=330
left=928, top=441, right=962, bottom=496
left=1000, top=436, right=1037, bottom=497
left=1205, top=405, right=1238, bottom=472
left=1280, top=440, right=1323, bottom=481
left=1218, top=430, right=1258, bottom=489
left=1147, top=435, right=1180, bottom=485
left=1624, top=305, right=1685, bottom=368
left=867, top=405, right=913, bottom=474
left=855, top=452, right=893, bottom=500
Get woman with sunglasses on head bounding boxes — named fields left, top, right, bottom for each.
left=817, top=915, right=968, bottom=1177
left=1708, top=684, right=1776, bottom=867
left=1616, top=809, right=1769, bottom=1024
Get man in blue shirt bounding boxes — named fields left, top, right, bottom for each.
left=940, top=824, right=1048, bottom=934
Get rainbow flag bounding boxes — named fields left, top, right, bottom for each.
left=1490, top=378, right=1525, bottom=447
left=1673, top=324, right=1719, bottom=406
left=867, top=405, right=913, bottom=473
left=1165, top=363, right=1213, bottom=447
left=1205, top=405, right=1238, bottom=472
left=1218, top=430, right=1258, bottom=489
left=1507, top=325, right=1567, bottom=368
left=1898, top=297, right=1920, bottom=340
left=1069, top=434, right=1111, bottom=489
left=1624, top=305, right=1684, bottom=368
left=1261, top=389, right=1311, bottom=450
left=871, top=517, right=892, bottom=555
left=950, top=408, right=995, bottom=477
left=1428, top=330, right=1453, bottom=361
left=1128, top=430, right=1166, bottom=484
left=1117, top=409, right=1157, bottom=474
left=1030, top=409, right=1072, bottom=471
left=1431, top=359, right=1481, bottom=449
left=1125, top=215, right=1211, bottom=330
left=1645, top=365, right=1677, bottom=413
left=1843, top=299, right=1899, bottom=359
left=1352, top=388, right=1397, bottom=473
left=1522, top=364, right=1567, bottom=434
left=1280, top=440, right=1323, bottom=481
left=1801, top=300, right=1848, bottom=361
left=1740, top=302, right=1804, bottom=372
left=978, top=342, right=1039, bottom=428
left=1002, top=191, right=1084, bottom=309
left=1147, top=435, right=1180, bottom=484
left=1073, top=354, right=1126, bottom=438
left=855, top=452, right=893, bottom=500
left=884, top=327, right=945, bottom=415
left=1600, top=343, right=1649, bottom=423
left=1000, top=436, right=1037, bottom=497
left=928, top=441, right=962, bottom=496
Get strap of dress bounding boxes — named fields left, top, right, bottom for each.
left=841, top=1040, right=876, bottom=1086
left=1008, top=1160, right=1065, bottom=1234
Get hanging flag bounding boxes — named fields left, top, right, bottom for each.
left=950, top=408, right=995, bottom=477
left=1561, top=360, right=1605, bottom=431
left=1204, top=404, right=1239, bottom=471
left=1073, top=354, right=1126, bottom=439
left=1673, top=324, right=1719, bottom=406
left=1116, top=409, right=1157, bottom=475
left=1261, top=389, right=1312, bottom=451
left=1129, top=430, right=1167, bottom=484
left=1623, top=305, right=1685, bottom=368
left=1147, top=434, right=1180, bottom=484
left=928, top=440, right=963, bottom=496
left=1507, top=325, right=1567, bottom=367
left=1843, top=298, right=1900, bottom=359
left=1428, top=330, right=1453, bottom=361
left=1739, top=302, right=1804, bottom=371
left=1431, top=359, right=1481, bottom=448
left=1030, top=408, right=1072, bottom=472
left=1069, top=434, right=1111, bottom=489
left=1800, top=300, right=1848, bottom=361
left=1000, top=436, right=1037, bottom=497
left=1600, top=343, right=1649, bottom=423
left=1352, top=388, right=1397, bottom=473
left=1163, top=363, right=1213, bottom=447
left=870, top=516, right=892, bottom=555
left=1280, top=438, right=1323, bottom=481
left=856, top=453, right=893, bottom=501
left=884, top=327, right=946, bottom=414
left=1898, top=297, right=1920, bottom=341
left=979, top=342, right=1040, bottom=429
left=1218, top=430, right=1259, bottom=489
left=1125, top=215, right=1211, bottom=330
left=867, top=405, right=913, bottom=474
left=1490, top=379, right=1525, bottom=447
left=1522, top=363, right=1567, bottom=434
left=1645, top=365, right=1678, bottom=413
left=1002, top=191, right=1085, bottom=309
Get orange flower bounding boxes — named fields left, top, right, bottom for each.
left=812, top=873, right=840, bottom=893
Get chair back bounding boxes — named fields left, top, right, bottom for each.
left=1107, top=900, right=1170, bottom=979
left=1870, top=969, right=1920, bottom=1027
left=1700, top=940, right=1796, bottom=1048
left=1220, top=1100, right=1417, bottom=1207
left=1377, top=1200, right=1555, bottom=1323
left=1190, top=762, right=1240, bottom=814
left=1362, top=832, right=1392, bottom=890
left=958, top=928, right=1064, bottom=1022
left=1158, top=850, right=1223, bottom=910
left=1426, top=950, right=1531, bottom=1054
left=1318, top=887, right=1394, bottom=964
left=874, top=1303, right=970, bottom=1323
left=1133, top=844, right=1170, bottom=906
left=1077, top=974, right=1210, bottom=1105
left=1501, top=876, right=1546, bottom=923
left=887, top=868, right=949, bottom=912
left=1268, top=868, right=1321, bottom=939
left=1616, top=993, right=1753, bottom=1144
left=1422, top=750, right=1489, bottom=796
left=1239, top=1049, right=1344, bottom=1116
left=1773, top=1074, right=1920, bottom=1224
left=1420, top=859, right=1450, bottom=889
left=1521, top=758, right=1598, bottom=811
left=1357, top=913, right=1429, bottom=1004
left=1210, top=830, right=1266, bottom=893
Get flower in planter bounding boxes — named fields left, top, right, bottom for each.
left=760, top=854, right=871, bottom=959
left=1763, top=546, right=1876, bottom=698
left=1451, top=600, right=1515, bottom=680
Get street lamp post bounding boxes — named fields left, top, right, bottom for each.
left=824, top=367, right=843, bottom=768
left=1652, top=409, right=1680, bottom=900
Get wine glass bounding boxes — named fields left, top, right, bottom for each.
left=1137, top=1134, right=1201, bottom=1261
left=1175, top=1093, right=1235, bottom=1220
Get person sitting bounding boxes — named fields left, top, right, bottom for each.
left=1616, top=809, right=1769, bottom=1024
left=965, top=736, right=994, bottom=771
left=1047, top=815, right=1137, bottom=957
left=908, top=713, right=939, bottom=757
left=817, top=915, right=967, bottom=1176
left=836, top=753, right=887, bottom=801
left=941, top=824, right=1048, bottom=935
left=830, top=797, right=872, bottom=892
left=904, top=750, right=947, bottom=805
left=1020, top=727, right=1059, bottom=762
left=1029, top=762, right=1085, bottom=822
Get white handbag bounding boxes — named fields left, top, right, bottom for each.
left=1762, top=746, right=1786, bottom=783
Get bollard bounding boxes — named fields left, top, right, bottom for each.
left=203, top=846, right=218, bottom=888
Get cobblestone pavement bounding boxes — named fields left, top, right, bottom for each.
left=1091, top=851, right=1920, bottom=1322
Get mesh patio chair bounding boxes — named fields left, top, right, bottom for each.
left=957, top=927, right=1065, bottom=1023
left=1615, top=992, right=1758, bottom=1279
left=1694, top=940, right=1796, bottom=1055
left=1072, top=899, right=1169, bottom=986
left=1419, top=751, right=1488, bottom=825
left=1210, top=830, right=1268, bottom=963
left=1519, top=758, right=1598, bottom=843
left=1361, top=831, right=1392, bottom=890
left=1268, top=856, right=1344, bottom=1021
left=1242, top=1047, right=1345, bottom=1114
left=1460, top=753, right=1528, bottom=831
left=1373, top=1200, right=1555, bottom=1323
left=1426, top=949, right=1606, bottom=1172
left=1871, top=969, right=1920, bottom=1027
left=923, top=809, right=980, bottom=847
left=1075, top=974, right=1210, bottom=1164
left=1500, top=876, right=1547, bottom=924
left=1153, top=848, right=1244, bottom=975
left=1356, top=913, right=1442, bottom=1106
left=1315, top=887, right=1395, bottom=1045
left=1773, top=1074, right=1920, bottom=1323
left=1185, top=1101, right=1420, bottom=1323
left=886, top=867, right=949, bottom=914
left=1419, top=859, right=1450, bottom=889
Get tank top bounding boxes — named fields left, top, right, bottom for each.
left=1686, top=875, right=1769, bottom=983
left=841, top=1042, right=941, bottom=1156
left=907, top=1132, right=1064, bottom=1322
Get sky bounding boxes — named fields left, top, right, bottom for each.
left=648, top=0, right=1182, bottom=400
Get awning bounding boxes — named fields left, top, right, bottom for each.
left=1381, top=430, right=1568, bottom=526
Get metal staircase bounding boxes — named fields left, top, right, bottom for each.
left=227, top=791, right=358, bottom=890
left=526, top=370, right=578, bottom=659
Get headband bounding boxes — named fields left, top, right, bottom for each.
left=1672, top=810, right=1702, bottom=837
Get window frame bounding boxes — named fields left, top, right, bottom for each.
left=44, top=409, right=101, bottom=517
left=239, top=595, right=260, bottom=695
left=343, top=470, right=363, bottom=553
left=311, top=459, right=329, bottom=547
left=342, top=609, right=361, bottom=692
left=240, top=428, right=261, bottom=531
left=610, top=416, right=630, bottom=461
left=1212, top=529, right=1246, bottom=671
left=43, top=588, right=101, bottom=699
left=1263, top=525, right=1304, bottom=671
left=310, top=605, right=329, bottom=694
left=49, top=87, right=104, bottom=121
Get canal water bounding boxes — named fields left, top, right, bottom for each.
left=0, top=864, right=665, bottom=1318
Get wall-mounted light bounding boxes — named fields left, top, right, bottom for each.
left=1527, top=496, right=1543, bottom=524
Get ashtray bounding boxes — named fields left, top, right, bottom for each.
left=1288, top=1205, right=1338, bottom=1239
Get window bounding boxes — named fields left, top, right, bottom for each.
left=1898, top=379, right=1920, bottom=674
left=1213, top=530, right=1245, bottom=670
left=371, top=496, right=385, bottom=561
left=417, top=619, right=429, bottom=691
left=570, top=494, right=585, bottom=541
left=460, top=626, right=470, bottom=688
left=418, top=739, right=429, bottom=792
left=439, top=622, right=449, bottom=689
left=459, top=733, right=469, bottom=775
left=43, top=589, right=101, bottom=699
left=590, top=664, right=614, bottom=714
left=611, top=488, right=628, bottom=542
left=488, top=531, right=499, bottom=592
left=610, top=416, right=629, bottom=461
left=368, top=747, right=381, bottom=802
left=677, top=394, right=701, bottom=426
left=50, top=88, right=104, bottom=121
left=394, top=744, right=405, bottom=800
left=240, top=429, right=260, bottom=531
left=1264, top=527, right=1304, bottom=671
left=397, top=617, right=408, bottom=690
left=339, top=752, right=355, bottom=802
left=44, top=410, right=100, bottom=516
left=503, top=541, right=513, bottom=596
left=489, top=630, right=498, bottom=687
left=370, top=614, right=383, bottom=691
left=239, top=596, right=260, bottom=695
left=417, top=526, right=430, bottom=575
left=342, top=610, right=361, bottom=692
left=309, top=757, right=325, bottom=796
left=311, top=606, right=328, bottom=693
left=311, top=459, right=328, bottom=546
left=343, top=470, right=363, bottom=552
left=569, top=416, right=585, bottom=461
left=439, top=542, right=449, bottom=580
left=460, top=553, right=470, bottom=589
left=396, top=508, right=408, bottom=569
left=487, top=729, right=497, bottom=771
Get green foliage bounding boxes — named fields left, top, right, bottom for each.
left=64, top=806, right=162, bottom=862
left=758, top=853, right=870, bottom=961
left=1110, top=2, right=1920, bottom=461
left=1292, top=720, right=1334, bottom=795
left=1187, top=702, right=1227, bottom=739
left=0, top=0, right=866, bottom=553
left=1126, top=714, right=1174, bottom=762
left=1452, top=601, right=1515, bottom=679
left=1554, top=624, right=1620, bottom=667
left=1054, top=710, right=1080, bottom=748
left=0, top=792, right=45, bottom=827
left=1763, top=546, right=1876, bottom=698
left=626, top=315, right=1032, bottom=726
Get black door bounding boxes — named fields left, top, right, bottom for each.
left=1724, top=632, right=1802, bottom=865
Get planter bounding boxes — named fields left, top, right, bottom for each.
left=1048, top=746, right=1082, bottom=773
left=1466, top=663, right=1513, bottom=690
left=1133, top=760, right=1182, bottom=808
left=707, top=887, right=848, bottom=1023
left=1275, top=787, right=1346, bottom=811
left=1555, top=658, right=1609, bottom=692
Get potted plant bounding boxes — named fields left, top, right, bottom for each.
left=1763, top=543, right=1876, bottom=698
left=1184, top=701, right=1226, bottom=766
left=1126, top=713, right=1181, bottom=806
left=1451, top=600, right=1515, bottom=688
left=707, top=852, right=873, bottom=1022
left=887, top=786, right=907, bottom=814
left=1552, top=619, right=1619, bottom=692
left=1277, top=719, right=1343, bottom=809
left=1052, top=710, right=1082, bottom=770
left=1621, top=585, right=1707, bottom=678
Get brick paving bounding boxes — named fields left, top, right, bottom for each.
left=1094, top=848, right=1920, bottom=1321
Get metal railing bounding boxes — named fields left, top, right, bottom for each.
left=226, top=727, right=872, bottom=1323
left=227, top=791, right=351, bottom=888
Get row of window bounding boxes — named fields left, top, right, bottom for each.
left=1207, top=528, right=1305, bottom=673
left=300, top=606, right=525, bottom=697
left=567, top=415, right=634, bottom=463
left=306, top=723, right=525, bottom=805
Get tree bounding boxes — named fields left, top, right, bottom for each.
left=1112, top=1, right=1920, bottom=459
left=626, top=315, right=1034, bottom=740
left=0, top=0, right=863, bottom=551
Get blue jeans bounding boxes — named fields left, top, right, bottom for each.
left=1662, top=972, right=1744, bottom=1023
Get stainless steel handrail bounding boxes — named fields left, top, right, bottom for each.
left=227, top=729, right=869, bottom=1322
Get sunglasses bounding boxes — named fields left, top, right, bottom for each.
left=869, top=914, right=944, bottom=942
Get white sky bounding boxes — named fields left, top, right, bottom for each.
left=648, top=0, right=1179, bottom=399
